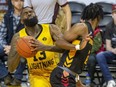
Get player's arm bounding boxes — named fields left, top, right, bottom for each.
left=55, top=23, right=90, bottom=50
left=30, top=24, right=64, bottom=53
left=7, top=33, right=21, bottom=72
left=47, top=24, right=65, bottom=52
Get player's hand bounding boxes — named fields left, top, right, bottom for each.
left=84, top=32, right=93, bottom=41
left=4, top=45, right=11, bottom=55
left=29, top=38, right=45, bottom=52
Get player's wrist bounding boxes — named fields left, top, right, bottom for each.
left=75, top=45, right=80, bottom=50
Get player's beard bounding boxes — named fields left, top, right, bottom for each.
left=23, top=16, right=38, bottom=27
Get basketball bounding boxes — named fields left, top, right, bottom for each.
left=16, top=36, right=37, bottom=58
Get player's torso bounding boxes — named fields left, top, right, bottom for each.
left=59, top=39, right=93, bottom=74
left=58, top=22, right=94, bottom=74
left=19, top=24, right=57, bottom=75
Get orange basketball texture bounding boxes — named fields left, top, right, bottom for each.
left=16, top=36, right=37, bottom=58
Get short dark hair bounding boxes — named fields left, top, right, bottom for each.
left=81, top=3, right=104, bottom=21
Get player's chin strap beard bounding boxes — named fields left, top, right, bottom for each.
left=23, top=16, right=38, bottom=27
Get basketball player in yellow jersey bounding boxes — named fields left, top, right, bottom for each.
left=7, top=7, right=64, bottom=87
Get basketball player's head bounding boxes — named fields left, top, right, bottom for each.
left=20, top=7, right=38, bottom=27
left=81, top=3, right=104, bottom=27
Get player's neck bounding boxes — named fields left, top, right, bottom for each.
left=25, top=25, right=41, bottom=37
left=88, top=20, right=96, bottom=30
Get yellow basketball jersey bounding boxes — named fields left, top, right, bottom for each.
left=19, top=24, right=57, bottom=76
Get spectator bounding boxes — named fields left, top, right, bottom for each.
left=23, top=0, right=72, bottom=31
left=0, top=0, right=26, bottom=86
left=96, top=4, right=116, bottom=87
left=87, top=27, right=105, bottom=87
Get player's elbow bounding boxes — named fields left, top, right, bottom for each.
left=55, top=40, right=63, bottom=48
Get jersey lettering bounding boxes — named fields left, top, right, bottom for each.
left=33, top=51, right=46, bottom=61
left=29, top=58, right=54, bottom=69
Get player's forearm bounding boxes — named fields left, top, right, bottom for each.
left=7, top=33, right=21, bottom=72
left=56, top=39, right=76, bottom=50
left=8, top=52, right=21, bottom=72
left=56, top=38, right=88, bottom=50
left=40, top=45, right=64, bottom=53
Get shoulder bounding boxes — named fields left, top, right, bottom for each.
left=72, top=23, right=87, bottom=29
left=63, top=23, right=88, bottom=41
left=71, top=23, right=88, bottom=34
left=49, top=24, right=61, bottom=33
left=50, top=24, right=59, bottom=29
left=13, top=33, right=20, bottom=40
left=49, top=24, right=63, bottom=39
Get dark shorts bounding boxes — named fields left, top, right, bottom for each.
left=50, top=67, right=76, bottom=87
